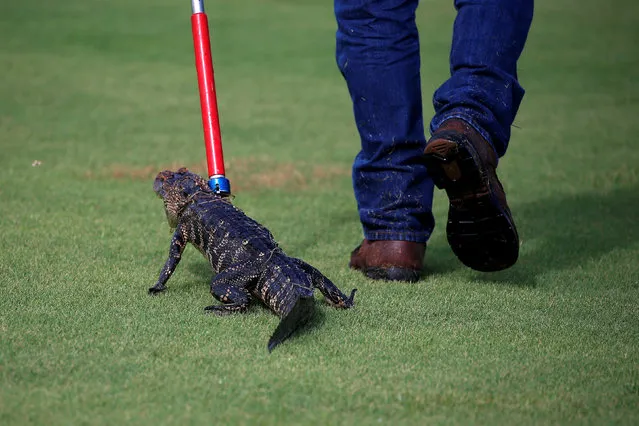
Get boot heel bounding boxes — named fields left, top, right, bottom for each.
left=423, top=140, right=458, bottom=189
left=424, top=139, right=480, bottom=191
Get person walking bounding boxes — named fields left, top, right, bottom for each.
left=335, top=0, right=534, bottom=281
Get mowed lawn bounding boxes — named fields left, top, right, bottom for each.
left=1, top=0, right=638, bottom=424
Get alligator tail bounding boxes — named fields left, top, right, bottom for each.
left=267, top=296, right=315, bottom=352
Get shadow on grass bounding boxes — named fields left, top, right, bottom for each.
left=283, top=305, right=327, bottom=347
left=423, top=234, right=465, bottom=277
left=470, top=184, right=639, bottom=287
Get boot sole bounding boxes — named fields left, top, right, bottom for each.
left=424, top=139, right=519, bottom=272
left=361, top=266, right=420, bottom=283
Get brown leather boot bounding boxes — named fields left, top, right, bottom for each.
left=423, top=118, right=519, bottom=272
left=349, top=239, right=425, bottom=282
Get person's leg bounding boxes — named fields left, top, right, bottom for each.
left=431, top=0, right=534, bottom=155
left=424, top=0, right=534, bottom=271
left=335, top=0, right=432, bottom=281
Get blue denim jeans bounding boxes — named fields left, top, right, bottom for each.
left=335, top=0, right=534, bottom=243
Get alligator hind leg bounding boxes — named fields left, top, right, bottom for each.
left=204, top=264, right=257, bottom=315
left=290, top=258, right=357, bottom=308
left=205, top=283, right=250, bottom=315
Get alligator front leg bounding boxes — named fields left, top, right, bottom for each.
left=149, top=225, right=187, bottom=294
left=204, top=263, right=258, bottom=315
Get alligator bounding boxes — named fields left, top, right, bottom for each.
left=149, top=168, right=356, bottom=351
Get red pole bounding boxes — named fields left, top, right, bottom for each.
left=191, top=6, right=225, bottom=179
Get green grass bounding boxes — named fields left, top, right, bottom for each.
left=1, top=0, right=638, bottom=424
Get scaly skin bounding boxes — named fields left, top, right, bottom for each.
left=149, top=168, right=356, bottom=351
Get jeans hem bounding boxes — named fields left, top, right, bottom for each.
left=363, top=230, right=431, bottom=244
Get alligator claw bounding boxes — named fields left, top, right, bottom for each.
left=148, top=285, right=166, bottom=295
left=204, top=304, right=246, bottom=315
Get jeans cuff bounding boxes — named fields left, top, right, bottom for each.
left=363, top=230, right=431, bottom=244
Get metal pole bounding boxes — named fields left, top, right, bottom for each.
left=191, top=0, right=231, bottom=195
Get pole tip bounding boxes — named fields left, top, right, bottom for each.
left=191, top=0, right=205, bottom=14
